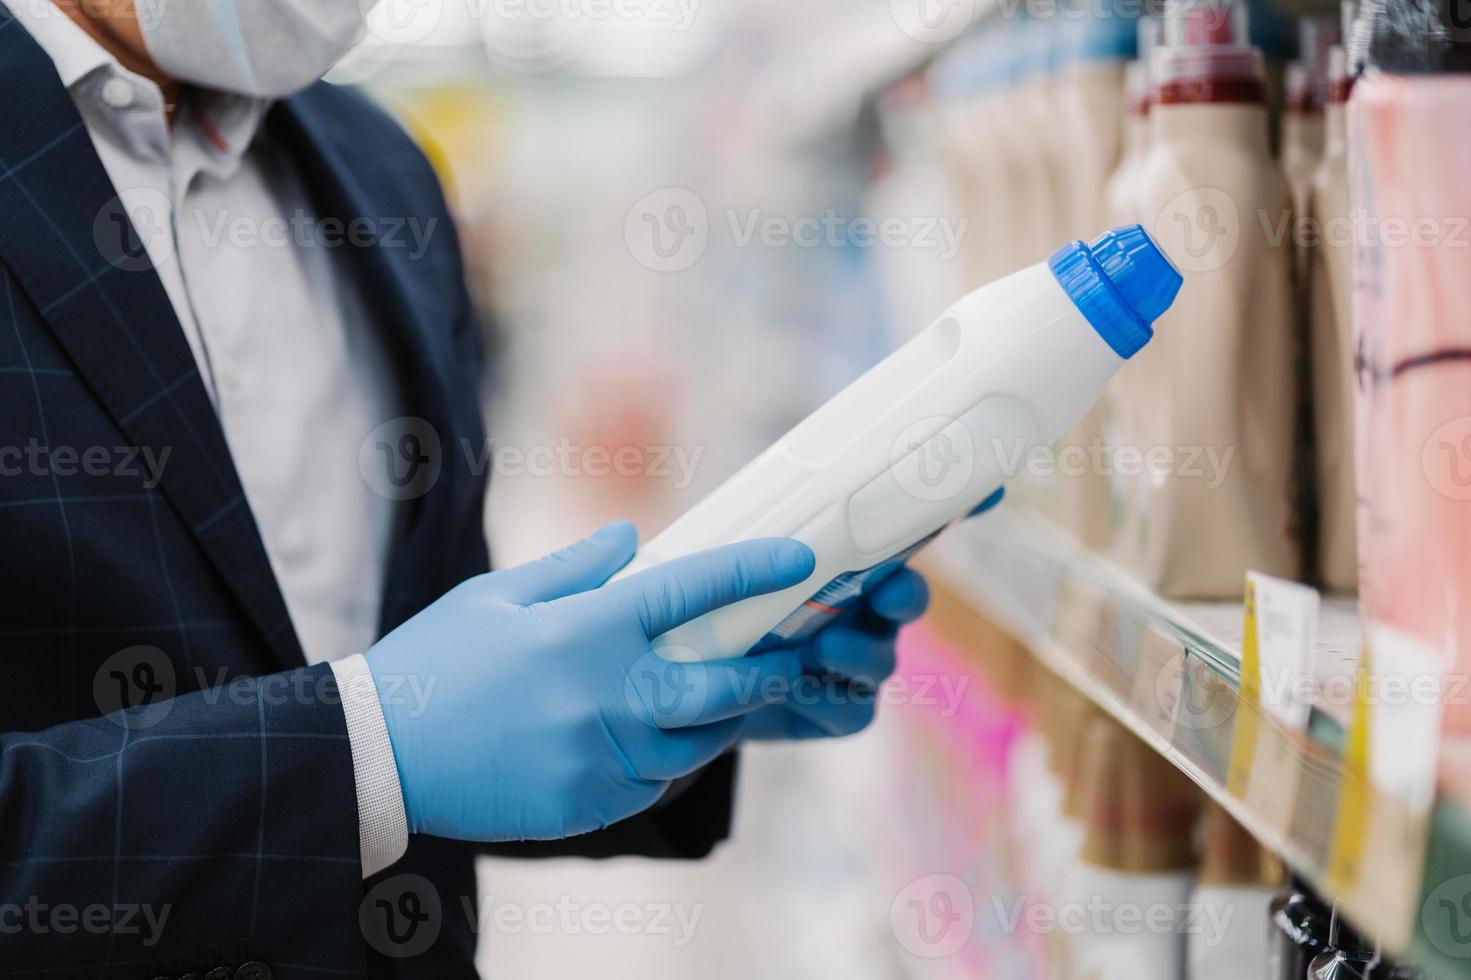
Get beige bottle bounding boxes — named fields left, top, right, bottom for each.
left=1006, top=16, right=1068, bottom=271
left=1280, top=17, right=1339, bottom=218
left=929, top=31, right=1015, bottom=289
left=1281, top=64, right=1325, bottom=232
left=1308, top=47, right=1356, bottom=593
left=1054, top=12, right=1136, bottom=240
left=1121, top=0, right=1300, bottom=597
left=1050, top=12, right=1137, bottom=548
left=1101, top=19, right=1163, bottom=553
left=1105, top=62, right=1154, bottom=229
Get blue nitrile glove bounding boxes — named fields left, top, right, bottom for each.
left=742, top=487, right=1006, bottom=741
left=365, top=521, right=813, bottom=842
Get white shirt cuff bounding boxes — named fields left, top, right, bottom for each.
left=331, top=653, right=410, bottom=878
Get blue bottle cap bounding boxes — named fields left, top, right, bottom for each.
left=1047, top=224, right=1183, bottom=360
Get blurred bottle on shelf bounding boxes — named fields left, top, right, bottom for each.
left=1050, top=3, right=1142, bottom=551
left=1308, top=45, right=1357, bottom=594
left=1186, top=801, right=1284, bottom=980
left=1281, top=16, right=1339, bottom=217
left=1105, top=15, right=1164, bottom=231
left=1115, top=0, right=1300, bottom=598
left=869, top=75, right=964, bottom=344
left=1007, top=14, right=1070, bottom=272
left=927, top=30, right=1014, bottom=292
left=1055, top=1, right=1138, bottom=241
left=1061, top=714, right=1200, bottom=980
left=1349, top=0, right=1471, bottom=800
left=1269, top=876, right=1334, bottom=980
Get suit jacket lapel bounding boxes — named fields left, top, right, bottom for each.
left=0, top=6, right=307, bottom=668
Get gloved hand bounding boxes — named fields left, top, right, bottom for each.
left=365, top=521, right=813, bottom=843
left=741, top=487, right=1005, bottom=741
left=739, top=568, right=929, bottom=740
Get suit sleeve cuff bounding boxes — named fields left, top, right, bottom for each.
left=331, top=653, right=410, bottom=878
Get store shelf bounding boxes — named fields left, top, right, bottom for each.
left=919, top=509, right=1471, bottom=976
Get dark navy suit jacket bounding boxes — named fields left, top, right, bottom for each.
left=0, top=8, right=735, bottom=978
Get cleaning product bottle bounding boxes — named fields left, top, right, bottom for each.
left=1049, top=5, right=1139, bottom=550
left=1186, top=801, right=1284, bottom=980
left=1104, top=15, right=1163, bottom=229
left=1308, top=45, right=1357, bottom=593
left=1061, top=714, right=1200, bottom=980
left=1120, top=0, right=1300, bottom=597
left=1005, top=14, right=1068, bottom=270
left=928, top=30, right=1014, bottom=290
left=1055, top=4, right=1138, bottom=240
left=1101, top=14, right=1163, bottom=551
left=620, top=226, right=1183, bottom=661
left=1282, top=16, right=1339, bottom=216
left=1281, top=64, right=1324, bottom=227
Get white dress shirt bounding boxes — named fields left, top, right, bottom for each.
left=12, top=2, right=410, bottom=876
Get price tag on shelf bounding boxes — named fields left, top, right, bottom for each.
left=1247, top=572, right=1321, bottom=731
left=1364, top=624, right=1443, bottom=812
left=1325, top=625, right=1441, bottom=947
left=1227, top=573, right=1320, bottom=827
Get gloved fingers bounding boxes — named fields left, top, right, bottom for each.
left=491, top=520, right=639, bottom=605
left=967, top=486, right=1006, bottom=518
left=626, top=648, right=803, bottom=730
left=625, top=718, right=745, bottom=782
left=607, top=538, right=815, bottom=638
left=804, top=626, right=898, bottom=687
left=739, top=707, right=837, bottom=742
left=777, top=682, right=879, bottom=738
left=862, top=567, right=931, bottom=625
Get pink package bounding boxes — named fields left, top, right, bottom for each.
left=1352, top=75, right=1471, bottom=743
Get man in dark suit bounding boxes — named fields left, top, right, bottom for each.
left=0, top=2, right=929, bottom=977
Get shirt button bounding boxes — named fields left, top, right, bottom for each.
left=100, top=76, right=135, bottom=109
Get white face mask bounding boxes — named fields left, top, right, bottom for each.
left=137, top=0, right=376, bottom=98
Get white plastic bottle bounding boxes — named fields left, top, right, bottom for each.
left=1186, top=801, right=1283, bottom=980
left=1061, top=714, right=1200, bottom=980
left=620, top=226, right=1183, bottom=661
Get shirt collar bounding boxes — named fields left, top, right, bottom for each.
left=9, top=0, right=271, bottom=176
